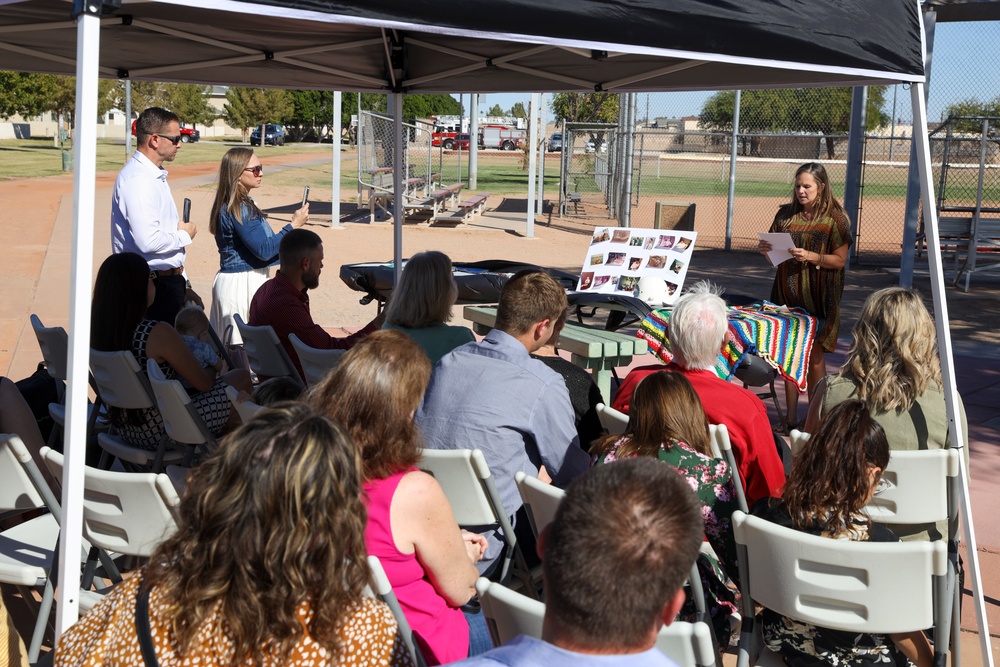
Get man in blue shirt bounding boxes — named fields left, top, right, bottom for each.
left=416, top=270, right=589, bottom=571
left=454, top=459, right=704, bottom=666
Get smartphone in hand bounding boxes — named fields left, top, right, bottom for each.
left=301, top=186, right=310, bottom=208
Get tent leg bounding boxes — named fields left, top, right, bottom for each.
left=911, top=81, right=993, bottom=667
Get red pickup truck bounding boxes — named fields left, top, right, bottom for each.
left=130, top=119, right=200, bottom=143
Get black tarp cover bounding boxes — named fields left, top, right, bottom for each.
left=0, top=0, right=924, bottom=92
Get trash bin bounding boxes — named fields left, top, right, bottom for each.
left=61, top=149, right=72, bottom=172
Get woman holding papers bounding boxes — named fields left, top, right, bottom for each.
left=758, top=162, right=852, bottom=431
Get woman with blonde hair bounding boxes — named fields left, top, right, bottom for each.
left=805, top=286, right=967, bottom=541
left=55, top=402, right=413, bottom=667
left=209, top=147, right=308, bottom=344
left=754, top=400, right=932, bottom=667
left=592, top=371, right=740, bottom=644
left=383, top=251, right=474, bottom=364
left=310, top=330, right=489, bottom=664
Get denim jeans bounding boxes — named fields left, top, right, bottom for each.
left=465, top=607, right=494, bottom=656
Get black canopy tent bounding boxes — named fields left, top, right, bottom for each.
left=0, top=1, right=988, bottom=662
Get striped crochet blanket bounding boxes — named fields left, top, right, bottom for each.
left=637, top=302, right=817, bottom=392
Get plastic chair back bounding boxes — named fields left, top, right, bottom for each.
left=42, top=447, right=179, bottom=557
left=788, top=429, right=810, bottom=457
left=0, top=434, right=51, bottom=515
left=417, top=449, right=501, bottom=527
left=233, top=314, right=304, bottom=384
left=712, top=423, right=748, bottom=513
left=596, top=403, right=628, bottom=435
left=865, top=449, right=959, bottom=526
left=30, top=315, right=69, bottom=382
left=515, top=471, right=564, bottom=538
left=90, top=349, right=155, bottom=410
left=225, top=385, right=265, bottom=422
left=366, top=555, right=427, bottom=667
left=289, top=333, right=345, bottom=386
left=146, top=359, right=217, bottom=449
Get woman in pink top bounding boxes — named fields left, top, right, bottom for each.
left=311, top=330, right=489, bottom=665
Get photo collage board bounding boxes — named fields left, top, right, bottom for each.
left=577, top=227, right=698, bottom=306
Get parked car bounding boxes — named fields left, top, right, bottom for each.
left=548, top=132, right=562, bottom=152
left=130, top=119, right=199, bottom=143
left=585, top=138, right=608, bottom=154
left=250, top=123, right=286, bottom=146
left=454, top=133, right=472, bottom=150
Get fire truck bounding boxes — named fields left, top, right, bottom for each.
left=479, top=125, right=525, bottom=150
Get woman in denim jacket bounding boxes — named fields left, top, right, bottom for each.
left=209, top=147, right=307, bottom=344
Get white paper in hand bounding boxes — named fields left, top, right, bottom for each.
left=758, top=232, right=796, bottom=267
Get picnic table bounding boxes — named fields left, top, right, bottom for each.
left=463, top=305, right=647, bottom=400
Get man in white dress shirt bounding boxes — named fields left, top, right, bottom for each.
left=111, top=106, right=201, bottom=324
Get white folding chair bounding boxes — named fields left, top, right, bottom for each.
left=89, top=349, right=185, bottom=472
left=864, top=448, right=961, bottom=667
left=146, top=358, right=218, bottom=462
left=0, top=434, right=63, bottom=661
left=42, top=447, right=179, bottom=557
left=233, top=314, right=305, bottom=385
left=475, top=577, right=717, bottom=667
left=30, top=314, right=107, bottom=451
left=787, top=429, right=810, bottom=457
left=596, top=402, right=628, bottom=435
left=417, top=448, right=536, bottom=596
left=732, top=510, right=948, bottom=667
left=365, top=555, right=428, bottom=667
left=711, top=423, right=748, bottom=513
left=288, top=333, right=345, bottom=386
left=225, top=385, right=266, bottom=422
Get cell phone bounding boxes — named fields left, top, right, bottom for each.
left=183, top=198, right=192, bottom=223
left=301, top=186, right=310, bottom=208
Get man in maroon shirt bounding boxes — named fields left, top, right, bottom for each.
left=249, top=229, right=383, bottom=379
left=611, top=284, right=786, bottom=504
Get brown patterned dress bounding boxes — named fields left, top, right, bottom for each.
left=768, top=205, right=853, bottom=352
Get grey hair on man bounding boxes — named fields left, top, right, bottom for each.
left=668, top=280, right=728, bottom=371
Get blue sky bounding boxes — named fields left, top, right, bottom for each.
left=452, top=21, right=1000, bottom=125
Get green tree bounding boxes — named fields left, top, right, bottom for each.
left=224, top=87, right=294, bottom=140
left=941, top=97, right=1000, bottom=133
left=550, top=93, right=619, bottom=152
left=0, top=72, right=58, bottom=120
left=486, top=103, right=505, bottom=116
left=698, top=87, right=889, bottom=159
left=509, top=101, right=527, bottom=120
left=286, top=90, right=331, bottom=141
left=162, top=84, right=216, bottom=127
left=403, top=94, right=461, bottom=120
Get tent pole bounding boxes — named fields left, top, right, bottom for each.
left=469, top=93, right=478, bottom=190
left=537, top=93, right=546, bottom=216
left=843, top=86, right=867, bottom=264
left=57, top=0, right=101, bottom=638
left=725, top=89, right=741, bottom=251
left=392, top=93, right=403, bottom=286
left=911, top=82, right=993, bottom=667
left=527, top=92, right=538, bottom=238
left=331, top=90, right=342, bottom=228
left=124, top=79, right=131, bottom=159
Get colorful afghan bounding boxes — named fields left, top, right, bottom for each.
left=637, top=303, right=817, bottom=392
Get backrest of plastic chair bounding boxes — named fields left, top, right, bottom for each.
left=289, top=333, right=345, bottom=386
left=596, top=403, right=628, bottom=435
left=90, top=349, right=155, bottom=410
left=515, top=471, right=564, bottom=539
left=865, top=449, right=959, bottom=525
left=233, top=314, right=302, bottom=382
left=42, top=447, right=179, bottom=557
left=146, top=359, right=214, bottom=446
left=711, top=423, right=748, bottom=513
left=366, top=556, right=425, bottom=666
left=788, top=429, right=811, bottom=457
left=656, top=621, right=717, bottom=667
left=30, top=315, right=69, bottom=381
left=417, top=449, right=498, bottom=527
left=475, top=577, right=545, bottom=645
left=707, top=423, right=725, bottom=459
left=0, top=434, right=47, bottom=513
left=732, top=510, right=945, bottom=633
left=225, top=385, right=265, bottom=422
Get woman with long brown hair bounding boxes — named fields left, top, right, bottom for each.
left=55, top=402, right=413, bottom=667
left=753, top=400, right=932, bottom=667
left=209, top=147, right=308, bottom=344
left=310, top=330, right=489, bottom=665
left=757, top=162, right=852, bottom=430
left=592, top=371, right=740, bottom=644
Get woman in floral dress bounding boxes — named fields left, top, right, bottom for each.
left=592, top=370, right=739, bottom=644
left=752, top=400, right=932, bottom=667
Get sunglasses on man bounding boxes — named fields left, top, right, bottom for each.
left=155, top=133, right=183, bottom=146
